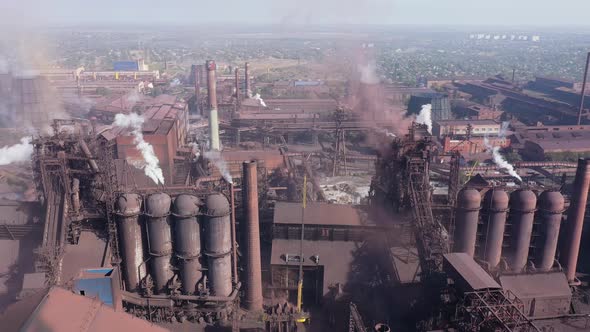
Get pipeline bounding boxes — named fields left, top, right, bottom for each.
left=78, top=139, right=99, bottom=173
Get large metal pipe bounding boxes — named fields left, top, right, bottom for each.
left=453, top=188, right=481, bottom=257
left=204, top=194, right=232, bottom=297
left=193, top=64, right=200, bottom=114
left=535, top=191, right=564, bottom=272
left=172, top=194, right=202, bottom=295
left=145, top=193, right=173, bottom=294
left=206, top=60, right=220, bottom=151
left=234, top=67, right=240, bottom=105
left=78, top=138, right=99, bottom=173
left=242, top=161, right=263, bottom=311
left=508, top=190, right=537, bottom=272
left=115, top=194, right=145, bottom=292
left=560, top=158, right=590, bottom=282
left=244, top=62, right=251, bottom=98
left=480, top=189, right=509, bottom=269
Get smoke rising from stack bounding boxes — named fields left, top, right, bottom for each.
left=483, top=136, right=522, bottom=181
left=416, top=104, right=433, bottom=134
left=0, top=137, right=34, bottom=166
left=251, top=93, right=267, bottom=107
left=203, top=151, right=233, bottom=184
left=113, top=113, right=165, bottom=185
left=358, top=60, right=380, bottom=85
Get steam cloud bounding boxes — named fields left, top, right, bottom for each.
left=358, top=60, right=380, bottom=84
left=0, top=137, right=34, bottom=166
left=252, top=93, right=267, bottom=107
left=114, top=113, right=165, bottom=185
left=483, top=136, right=522, bottom=182
left=416, top=104, right=433, bottom=134
left=203, top=150, right=233, bottom=184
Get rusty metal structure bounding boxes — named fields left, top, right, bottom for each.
left=480, top=189, right=509, bottom=269
left=534, top=191, right=564, bottom=272
left=507, top=190, right=537, bottom=273
left=242, top=161, right=263, bottom=311
left=560, top=158, right=590, bottom=283
left=456, top=289, right=540, bottom=332
left=453, top=188, right=481, bottom=257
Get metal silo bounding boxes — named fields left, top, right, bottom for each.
left=115, top=194, right=145, bottom=292
left=535, top=191, right=564, bottom=272
left=480, top=189, right=509, bottom=269
left=145, top=193, right=174, bottom=294
left=453, top=188, right=481, bottom=257
left=560, top=158, right=590, bottom=282
left=172, top=194, right=202, bottom=295
left=204, top=194, right=232, bottom=297
left=508, top=190, right=537, bottom=273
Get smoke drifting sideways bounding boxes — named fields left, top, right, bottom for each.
left=416, top=104, right=433, bottom=134
left=113, top=113, right=165, bottom=185
left=483, top=136, right=522, bottom=182
left=203, top=150, right=233, bottom=184
left=251, top=93, right=267, bottom=107
left=0, top=137, right=34, bottom=166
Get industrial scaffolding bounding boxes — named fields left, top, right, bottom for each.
left=456, top=289, right=539, bottom=332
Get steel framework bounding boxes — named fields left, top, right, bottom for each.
left=456, top=289, right=539, bottom=332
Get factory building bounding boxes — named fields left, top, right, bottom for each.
left=432, top=119, right=502, bottom=138
left=407, top=92, right=452, bottom=121
left=442, top=136, right=510, bottom=154
left=512, top=125, right=590, bottom=160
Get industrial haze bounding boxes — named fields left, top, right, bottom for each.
left=2, top=1, right=590, bottom=332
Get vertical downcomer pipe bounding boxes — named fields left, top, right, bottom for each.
left=535, top=191, right=564, bottom=272
left=244, top=62, right=251, bottom=98
left=145, top=193, right=173, bottom=294
left=206, top=60, right=220, bottom=151
left=508, top=190, right=537, bottom=273
left=242, top=161, right=263, bottom=311
left=453, top=188, right=481, bottom=257
left=561, top=158, right=590, bottom=282
left=172, top=194, right=202, bottom=295
left=115, top=194, right=145, bottom=292
left=205, top=194, right=232, bottom=297
left=234, top=67, right=240, bottom=104
left=481, top=189, right=509, bottom=269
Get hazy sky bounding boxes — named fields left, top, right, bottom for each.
left=2, top=0, right=590, bottom=26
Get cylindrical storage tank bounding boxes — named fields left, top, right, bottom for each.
left=172, top=194, right=202, bottom=294
left=242, top=161, right=263, bottom=311
left=453, top=188, right=481, bottom=257
left=508, top=190, right=537, bottom=273
left=204, top=194, right=232, bottom=297
left=560, top=158, right=590, bottom=282
left=145, top=193, right=173, bottom=294
left=535, top=191, right=565, bottom=272
left=480, top=189, right=509, bottom=269
left=115, top=194, right=145, bottom=292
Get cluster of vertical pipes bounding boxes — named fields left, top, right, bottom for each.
left=454, top=158, right=590, bottom=282
left=115, top=192, right=235, bottom=296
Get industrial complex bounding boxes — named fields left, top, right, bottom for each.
left=4, top=27, right=590, bottom=332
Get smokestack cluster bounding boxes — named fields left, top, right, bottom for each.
left=206, top=60, right=220, bottom=151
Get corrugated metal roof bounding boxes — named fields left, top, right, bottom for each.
left=10, top=287, right=169, bottom=332
left=444, top=253, right=500, bottom=290
left=273, top=202, right=375, bottom=227
left=499, top=273, right=571, bottom=299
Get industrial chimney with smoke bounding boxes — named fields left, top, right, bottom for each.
left=206, top=60, right=220, bottom=151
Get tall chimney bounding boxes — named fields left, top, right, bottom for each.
left=234, top=67, right=240, bottom=106
left=193, top=64, right=200, bottom=115
left=242, top=161, right=263, bottom=311
left=244, top=62, right=251, bottom=98
left=206, top=60, right=220, bottom=151
left=560, top=158, right=590, bottom=282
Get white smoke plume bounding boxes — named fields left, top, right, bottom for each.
left=416, top=104, right=433, bottom=134
left=189, top=142, right=200, bottom=158
left=498, top=121, right=510, bottom=138
left=114, top=113, right=165, bottom=185
left=484, top=136, right=522, bottom=182
left=0, top=137, right=34, bottom=166
left=203, top=150, right=233, bottom=184
left=252, top=93, right=267, bottom=107
left=358, top=60, right=379, bottom=84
